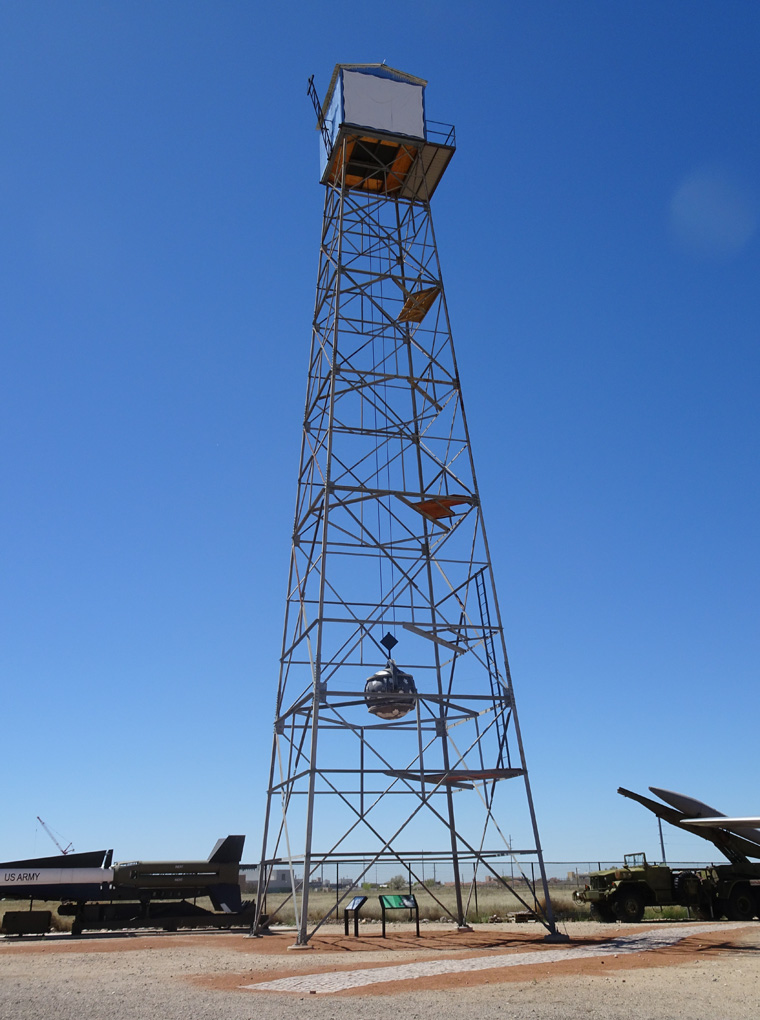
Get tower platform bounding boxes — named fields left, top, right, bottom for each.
left=321, top=123, right=455, bottom=200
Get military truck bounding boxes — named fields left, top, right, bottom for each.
left=573, top=786, right=760, bottom=922
left=574, top=851, right=760, bottom=922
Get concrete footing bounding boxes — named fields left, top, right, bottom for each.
left=543, top=930, right=571, bottom=943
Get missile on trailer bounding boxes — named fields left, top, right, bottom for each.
left=0, top=836, right=246, bottom=912
left=617, top=786, right=760, bottom=863
left=650, top=787, right=760, bottom=848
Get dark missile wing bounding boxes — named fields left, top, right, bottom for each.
left=0, top=849, right=111, bottom=869
left=209, top=882, right=243, bottom=913
left=208, top=835, right=245, bottom=864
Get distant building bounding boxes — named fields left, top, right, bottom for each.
left=568, top=870, right=590, bottom=883
left=240, top=866, right=294, bottom=894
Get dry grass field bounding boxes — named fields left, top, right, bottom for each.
left=261, top=881, right=585, bottom=925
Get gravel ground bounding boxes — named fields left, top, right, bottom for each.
left=2, top=921, right=758, bottom=1019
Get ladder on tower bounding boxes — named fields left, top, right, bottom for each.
left=307, top=76, right=332, bottom=159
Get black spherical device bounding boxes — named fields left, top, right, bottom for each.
left=364, top=658, right=417, bottom=720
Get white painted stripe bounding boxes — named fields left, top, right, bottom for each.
left=241, top=923, right=748, bottom=994
left=0, top=868, right=114, bottom=887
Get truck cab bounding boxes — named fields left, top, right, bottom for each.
left=575, top=852, right=675, bottom=922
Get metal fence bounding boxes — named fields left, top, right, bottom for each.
left=240, top=857, right=717, bottom=925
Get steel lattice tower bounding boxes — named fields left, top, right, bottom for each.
left=255, top=64, right=561, bottom=945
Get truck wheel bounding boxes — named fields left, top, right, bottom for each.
left=725, top=885, right=754, bottom=922
left=590, top=903, right=616, bottom=922
left=613, top=888, right=644, bottom=923
left=673, top=871, right=700, bottom=904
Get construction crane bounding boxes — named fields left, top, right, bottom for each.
left=36, top=816, right=74, bottom=855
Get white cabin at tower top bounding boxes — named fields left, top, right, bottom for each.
left=323, top=64, right=427, bottom=147
left=318, top=63, right=455, bottom=201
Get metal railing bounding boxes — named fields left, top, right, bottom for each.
left=426, top=120, right=456, bottom=147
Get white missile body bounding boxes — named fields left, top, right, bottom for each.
left=683, top=817, right=760, bottom=828
left=1, top=868, right=114, bottom=888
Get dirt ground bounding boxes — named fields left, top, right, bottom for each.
left=2, top=920, right=759, bottom=1019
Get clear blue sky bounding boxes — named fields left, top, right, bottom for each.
left=1, top=2, right=758, bottom=869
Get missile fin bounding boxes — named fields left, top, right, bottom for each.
left=208, top=835, right=245, bottom=864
